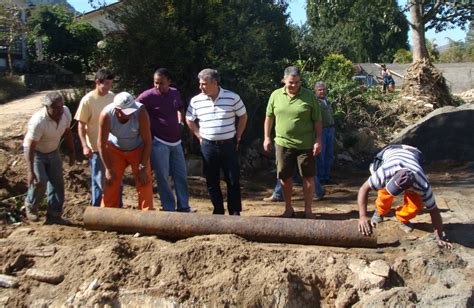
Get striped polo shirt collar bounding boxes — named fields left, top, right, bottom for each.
left=204, top=87, right=223, bottom=103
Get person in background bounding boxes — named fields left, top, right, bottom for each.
left=314, top=81, right=335, bottom=185
left=380, top=64, right=395, bottom=93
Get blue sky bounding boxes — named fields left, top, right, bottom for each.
left=70, top=0, right=467, bottom=46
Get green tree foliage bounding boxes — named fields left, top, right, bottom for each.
left=315, top=54, right=358, bottom=112
left=305, top=0, right=408, bottom=63
left=393, top=48, right=413, bottom=63
left=0, top=0, right=27, bottom=75
left=26, top=4, right=103, bottom=73
left=437, top=20, right=474, bottom=63
left=467, top=21, right=474, bottom=46
left=102, top=0, right=294, bottom=141
left=406, top=0, right=473, bottom=61
left=439, top=39, right=474, bottom=63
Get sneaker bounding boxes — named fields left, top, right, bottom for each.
left=263, top=195, right=282, bottom=202
left=25, top=206, right=39, bottom=222
left=371, top=211, right=383, bottom=224
left=313, top=191, right=326, bottom=201
left=45, top=216, right=71, bottom=226
left=399, top=222, right=414, bottom=233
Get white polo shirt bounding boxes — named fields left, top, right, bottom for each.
left=23, top=106, right=72, bottom=153
left=186, top=87, right=246, bottom=141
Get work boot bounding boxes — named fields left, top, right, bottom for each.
left=371, top=211, right=383, bottom=224
left=399, top=221, right=414, bottom=233
left=25, top=205, right=39, bottom=222
left=263, top=195, right=282, bottom=202
left=45, top=215, right=71, bottom=226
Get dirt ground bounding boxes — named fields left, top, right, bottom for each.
left=0, top=92, right=473, bottom=307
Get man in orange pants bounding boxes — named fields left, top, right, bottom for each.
left=357, top=145, right=452, bottom=249
left=98, top=92, right=153, bottom=210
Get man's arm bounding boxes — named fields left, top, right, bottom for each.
left=357, top=180, right=375, bottom=236
left=236, top=113, right=248, bottom=142
left=97, top=111, right=114, bottom=183
left=429, top=207, right=453, bottom=249
left=313, top=120, right=322, bottom=156
left=137, top=108, right=152, bottom=185
left=63, top=127, right=75, bottom=166
left=186, top=118, right=201, bottom=141
left=77, top=121, right=92, bottom=159
left=263, top=116, right=274, bottom=152
left=177, top=110, right=184, bottom=125
left=24, top=139, right=38, bottom=187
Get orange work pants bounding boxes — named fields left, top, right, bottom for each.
left=375, top=188, right=423, bottom=223
left=101, top=143, right=153, bottom=210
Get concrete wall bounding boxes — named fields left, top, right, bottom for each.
left=358, top=63, right=474, bottom=93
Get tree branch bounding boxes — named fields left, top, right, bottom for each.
left=424, top=0, right=444, bottom=23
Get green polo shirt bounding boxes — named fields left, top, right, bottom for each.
left=319, top=98, right=335, bottom=127
left=266, top=86, right=321, bottom=150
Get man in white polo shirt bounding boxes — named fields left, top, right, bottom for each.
left=23, top=92, right=75, bottom=224
left=186, top=68, right=248, bottom=215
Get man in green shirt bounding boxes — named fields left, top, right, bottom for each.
left=263, top=66, right=322, bottom=218
left=315, top=81, right=335, bottom=184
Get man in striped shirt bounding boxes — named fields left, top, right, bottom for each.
left=186, top=69, right=248, bottom=215
left=357, top=144, right=452, bottom=249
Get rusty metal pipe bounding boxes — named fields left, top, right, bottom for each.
left=83, top=207, right=377, bottom=248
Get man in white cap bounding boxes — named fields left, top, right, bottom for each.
left=97, top=92, right=153, bottom=210
left=23, top=91, right=75, bottom=224
left=357, top=144, right=452, bottom=249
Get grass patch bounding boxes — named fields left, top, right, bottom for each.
left=0, top=76, right=31, bottom=104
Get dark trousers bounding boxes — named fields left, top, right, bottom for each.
left=200, top=138, right=242, bottom=214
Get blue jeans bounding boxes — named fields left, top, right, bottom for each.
left=272, top=174, right=325, bottom=200
left=25, top=150, right=64, bottom=217
left=90, top=153, right=122, bottom=207
left=150, top=138, right=190, bottom=211
left=90, top=153, right=104, bottom=207
left=200, top=138, right=241, bottom=215
left=317, top=127, right=335, bottom=181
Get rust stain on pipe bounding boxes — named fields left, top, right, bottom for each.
left=83, top=207, right=377, bottom=248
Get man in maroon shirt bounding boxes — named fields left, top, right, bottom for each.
left=137, top=68, right=191, bottom=212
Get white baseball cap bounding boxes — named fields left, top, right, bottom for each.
left=113, top=92, right=140, bottom=115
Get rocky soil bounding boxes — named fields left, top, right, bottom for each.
left=0, top=92, right=473, bottom=307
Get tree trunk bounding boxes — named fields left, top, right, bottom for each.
left=7, top=31, right=14, bottom=77
left=400, top=1, right=454, bottom=112
left=409, top=0, right=429, bottom=62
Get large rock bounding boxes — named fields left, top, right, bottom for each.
left=353, top=287, right=417, bottom=307
left=392, top=103, right=474, bottom=162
